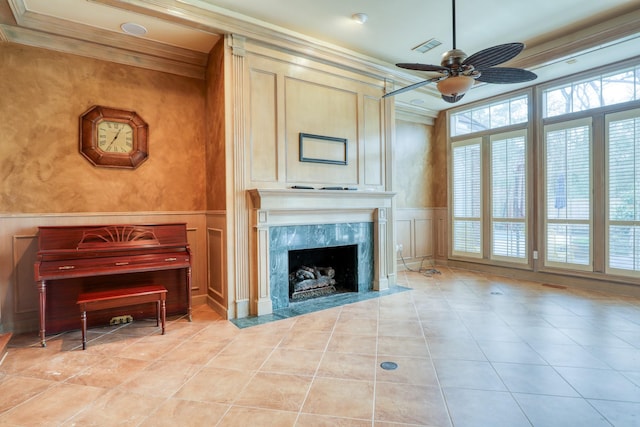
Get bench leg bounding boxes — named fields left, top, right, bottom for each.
left=161, top=298, right=166, bottom=335
left=81, top=309, right=87, bottom=350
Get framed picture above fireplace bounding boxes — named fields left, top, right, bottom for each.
left=299, top=133, right=348, bottom=165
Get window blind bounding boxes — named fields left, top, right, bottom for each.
left=544, top=120, right=592, bottom=268
left=607, top=109, right=640, bottom=274
left=452, top=140, right=482, bottom=257
left=491, top=132, right=527, bottom=261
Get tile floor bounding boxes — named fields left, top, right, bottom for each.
left=1, top=267, right=640, bottom=426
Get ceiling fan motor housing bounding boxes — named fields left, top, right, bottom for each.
left=441, top=48, right=467, bottom=69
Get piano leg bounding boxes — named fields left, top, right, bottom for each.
left=38, top=280, right=46, bottom=347
left=186, top=266, right=193, bottom=322
left=81, top=309, right=87, bottom=350
left=161, top=298, right=166, bottom=335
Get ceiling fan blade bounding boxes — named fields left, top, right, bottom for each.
left=396, top=63, right=449, bottom=72
left=463, top=42, right=524, bottom=70
left=476, top=67, right=537, bottom=84
left=382, top=77, right=440, bottom=98
left=442, top=93, right=465, bottom=103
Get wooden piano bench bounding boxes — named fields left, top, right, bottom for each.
left=76, top=285, right=167, bottom=350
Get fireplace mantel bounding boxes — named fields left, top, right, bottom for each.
left=249, top=188, right=395, bottom=210
left=248, top=188, right=395, bottom=226
left=247, top=188, right=396, bottom=316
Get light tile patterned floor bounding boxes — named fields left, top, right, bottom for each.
left=1, top=267, right=640, bottom=426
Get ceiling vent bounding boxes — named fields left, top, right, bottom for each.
left=412, top=38, right=442, bottom=54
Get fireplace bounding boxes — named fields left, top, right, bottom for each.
left=248, top=188, right=396, bottom=317
left=269, top=222, right=373, bottom=310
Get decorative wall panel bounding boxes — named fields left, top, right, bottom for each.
left=285, top=78, right=358, bottom=185
left=364, top=95, right=384, bottom=187
left=249, top=69, right=279, bottom=183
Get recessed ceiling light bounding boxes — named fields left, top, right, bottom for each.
left=352, top=13, right=368, bottom=24
left=120, top=22, right=147, bottom=36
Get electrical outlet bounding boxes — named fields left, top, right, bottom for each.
left=533, top=250, right=538, bottom=260
left=396, top=243, right=403, bottom=253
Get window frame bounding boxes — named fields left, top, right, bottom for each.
left=541, top=117, right=594, bottom=272
left=605, top=107, right=640, bottom=277
left=445, top=57, right=640, bottom=286
left=489, top=129, right=529, bottom=264
left=447, top=89, right=534, bottom=268
left=450, top=137, right=483, bottom=259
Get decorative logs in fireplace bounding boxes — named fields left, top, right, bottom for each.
left=289, top=265, right=337, bottom=301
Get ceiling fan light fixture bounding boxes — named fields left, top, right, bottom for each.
left=351, top=13, right=368, bottom=24
left=436, top=75, right=475, bottom=96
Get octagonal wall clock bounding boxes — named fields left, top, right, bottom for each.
left=79, top=105, right=149, bottom=169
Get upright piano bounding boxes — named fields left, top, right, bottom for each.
left=34, top=223, right=192, bottom=347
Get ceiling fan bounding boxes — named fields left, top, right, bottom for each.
left=383, top=0, right=537, bottom=103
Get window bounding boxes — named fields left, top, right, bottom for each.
left=607, top=109, right=640, bottom=275
left=448, top=58, right=640, bottom=283
left=491, top=131, right=527, bottom=262
left=452, top=139, right=482, bottom=257
left=543, top=119, right=592, bottom=269
left=451, top=95, right=528, bottom=136
left=543, top=65, right=640, bottom=118
left=449, top=95, right=531, bottom=265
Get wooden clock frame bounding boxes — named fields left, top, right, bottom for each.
left=79, top=105, right=149, bottom=169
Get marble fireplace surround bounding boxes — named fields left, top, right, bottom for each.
left=248, top=188, right=395, bottom=316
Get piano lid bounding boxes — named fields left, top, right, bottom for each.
left=37, top=223, right=188, bottom=253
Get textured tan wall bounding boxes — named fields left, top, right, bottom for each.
left=0, top=43, right=207, bottom=213
left=431, top=111, right=448, bottom=207
left=205, top=39, right=226, bottom=211
left=395, top=116, right=447, bottom=208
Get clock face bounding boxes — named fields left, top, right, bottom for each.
left=97, top=120, right=134, bottom=153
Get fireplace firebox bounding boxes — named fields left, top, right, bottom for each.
left=288, top=244, right=358, bottom=302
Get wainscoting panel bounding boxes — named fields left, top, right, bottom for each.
left=396, top=208, right=448, bottom=270
left=206, top=212, right=227, bottom=318
left=414, top=218, right=433, bottom=258
left=396, top=219, right=412, bottom=258
left=207, top=228, right=225, bottom=300
left=434, top=208, right=448, bottom=260
left=12, top=235, right=39, bottom=314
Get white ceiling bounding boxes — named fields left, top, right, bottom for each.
left=3, top=0, right=640, bottom=115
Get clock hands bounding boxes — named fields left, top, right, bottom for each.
left=104, top=126, right=123, bottom=152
